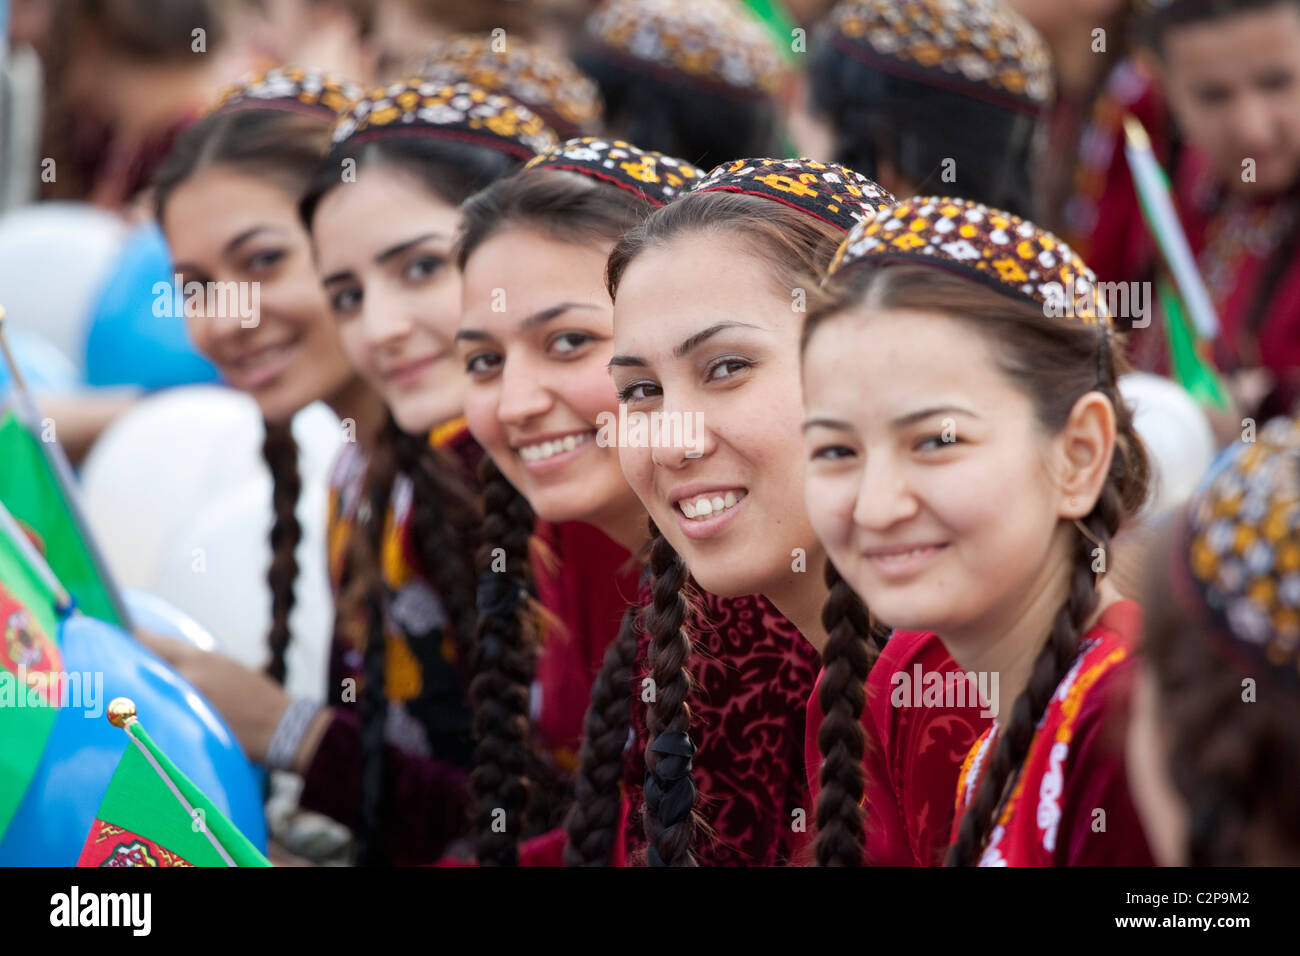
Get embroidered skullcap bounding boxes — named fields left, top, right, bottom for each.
left=828, top=196, right=1110, bottom=321
left=330, top=79, right=559, bottom=158
left=411, top=34, right=603, bottom=137
left=523, top=137, right=702, bottom=205
left=584, top=0, right=787, bottom=98
left=690, top=157, right=895, bottom=232
left=208, top=66, right=363, bottom=119
left=821, top=0, right=1054, bottom=113
left=1182, top=417, right=1300, bottom=682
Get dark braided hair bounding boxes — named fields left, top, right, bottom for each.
left=638, top=523, right=700, bottom=867
left=342, top=419, right=402, bottom=866
left=602, top=189, right=851, bottom=867
left=262, top=421, right=303, bottom=685
left=814, top=559, right=889, bottom=866
left=801, top=263, right=1150, bottom=867
left=340, top=414, right=484, bottom=865
left=563, top=598, right=642, bottom=866
left=469, top=457, right=539, bottom=866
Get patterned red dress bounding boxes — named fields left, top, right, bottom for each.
left=805, top=630, right=989, bottom=865
left=513, top=583, right=820, bottom=867
left=949, top=599, right=1154, bottom=866
left=621, top=586, right=821, bottom=866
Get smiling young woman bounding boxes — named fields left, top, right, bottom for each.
left=297, top=78, right=563, bottom=865
left=604, top=158, right=986, bottom=866
left=801, top=196, right=1155, bottom=865
left=153, top=66, right=381, bottom=693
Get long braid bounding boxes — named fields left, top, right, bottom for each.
left=640, top=522, right=699, bottom=866
left=262, top=420, right=302, bottom=686
left=392, top=429, right=481, bottom=662
left=564, top=599, right=642, bottom=866
left=814, top=558, right=887, bottom=866
left=346, top=419, right=402, bottom=866
left=470, top=457, right=538, bottom=866
left=946, top=473, right=1127, bottom=867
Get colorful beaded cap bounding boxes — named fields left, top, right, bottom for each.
left=585, top=0, right=787, bottom=97
left=690, top=157, right=895, bottom=232
left=331, top=80, right=558, bottom=158
left=523, top=137, right=702, bottom=205
left=208, top=66, right=363, bottom=119
left=822, top=0, right=1054, bottom=112
left=411, top=34, right=603, bottom=136
left=1184, top=417, right=1300, bottom=680
left=828, top=196, right=1111, bottom=320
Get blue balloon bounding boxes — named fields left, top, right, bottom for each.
left=83, top=223, right=220, bottom=390
left=123, top=589, right=219, bottom=652
left=0, top=326, right=79, bottom=393
left=0, top=614, right=267, bottom=865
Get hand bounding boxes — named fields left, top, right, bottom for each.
left=135, top=629, right=290, bottom=764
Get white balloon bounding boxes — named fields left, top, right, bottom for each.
left=0, top=203, right=126, bottom=377
left=1119, top=372, right=1217, bottom=519
left=80, top=386, right=343, bottom=701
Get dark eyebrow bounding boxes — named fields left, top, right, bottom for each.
left=376, top=232, right=448, bottom=265
left=608, top=320, right=764, bottom=370
left=224, top=226, right=285, bottom=257
left=801, top=417, right=852, bottom=434
left=891, top=405, right=980, bottom=428
left=520, top=302, right=598, bottom=332
left=673, top=321, right=762, bottom=359
left=456, top=301, right=599, bottom=344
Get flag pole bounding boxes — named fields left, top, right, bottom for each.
left=0, top=306, right=134, bottom=627
left=0, top=497, right=74, bottom=615
left=106, top=698, right=238, bottom=867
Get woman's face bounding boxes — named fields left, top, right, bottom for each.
left=312, top=168, right=465, bottom=434
left=800, top=308, right=1072, bottom=636
left=459, top=226, right=639, bottom=533
left=164, top=166, right=356, bottom=424
left=611, top=234, right=820, bottom=598
left=1160, top=3, right=1300, bottom=195
left=1125, top=663, right=1188, bottom=866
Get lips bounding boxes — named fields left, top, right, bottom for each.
left=668, top=483, right=750, bottom=540
left=861, top=542, right=949, bottom=578
left=221, top=336, right=300, bottom=391
left=383, top=353, right=443, bottom=389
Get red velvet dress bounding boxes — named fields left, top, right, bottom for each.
left=949, top=600, right=1154, bottom=866
left=621, top=587, right=821, bottom=866
left=805, top=631, right=989, bottom=865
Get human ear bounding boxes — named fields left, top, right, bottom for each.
left=1055, top=390, right=1117, bottom=520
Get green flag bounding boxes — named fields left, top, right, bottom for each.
left=0, top=513, right=64, bottom=840
left=77, top=709, right=270, bottom=867
left=0, top=409, right=127, bottom=626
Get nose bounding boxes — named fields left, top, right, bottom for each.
left=358, top=286, right=415, bottom=352
left=851, top=451, right=918, bottom=532
left=497, top=352, right=552, bottom=426
left=1229, top=93, right=1276, bottom=153
left=649, top=398, right=714, bottom=469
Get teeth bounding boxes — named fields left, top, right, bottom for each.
left=677, top=491, right=746, bottom=521
left=519, top=432, right=591, bottom=462
left=876, top=547, right=932, bottom=562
